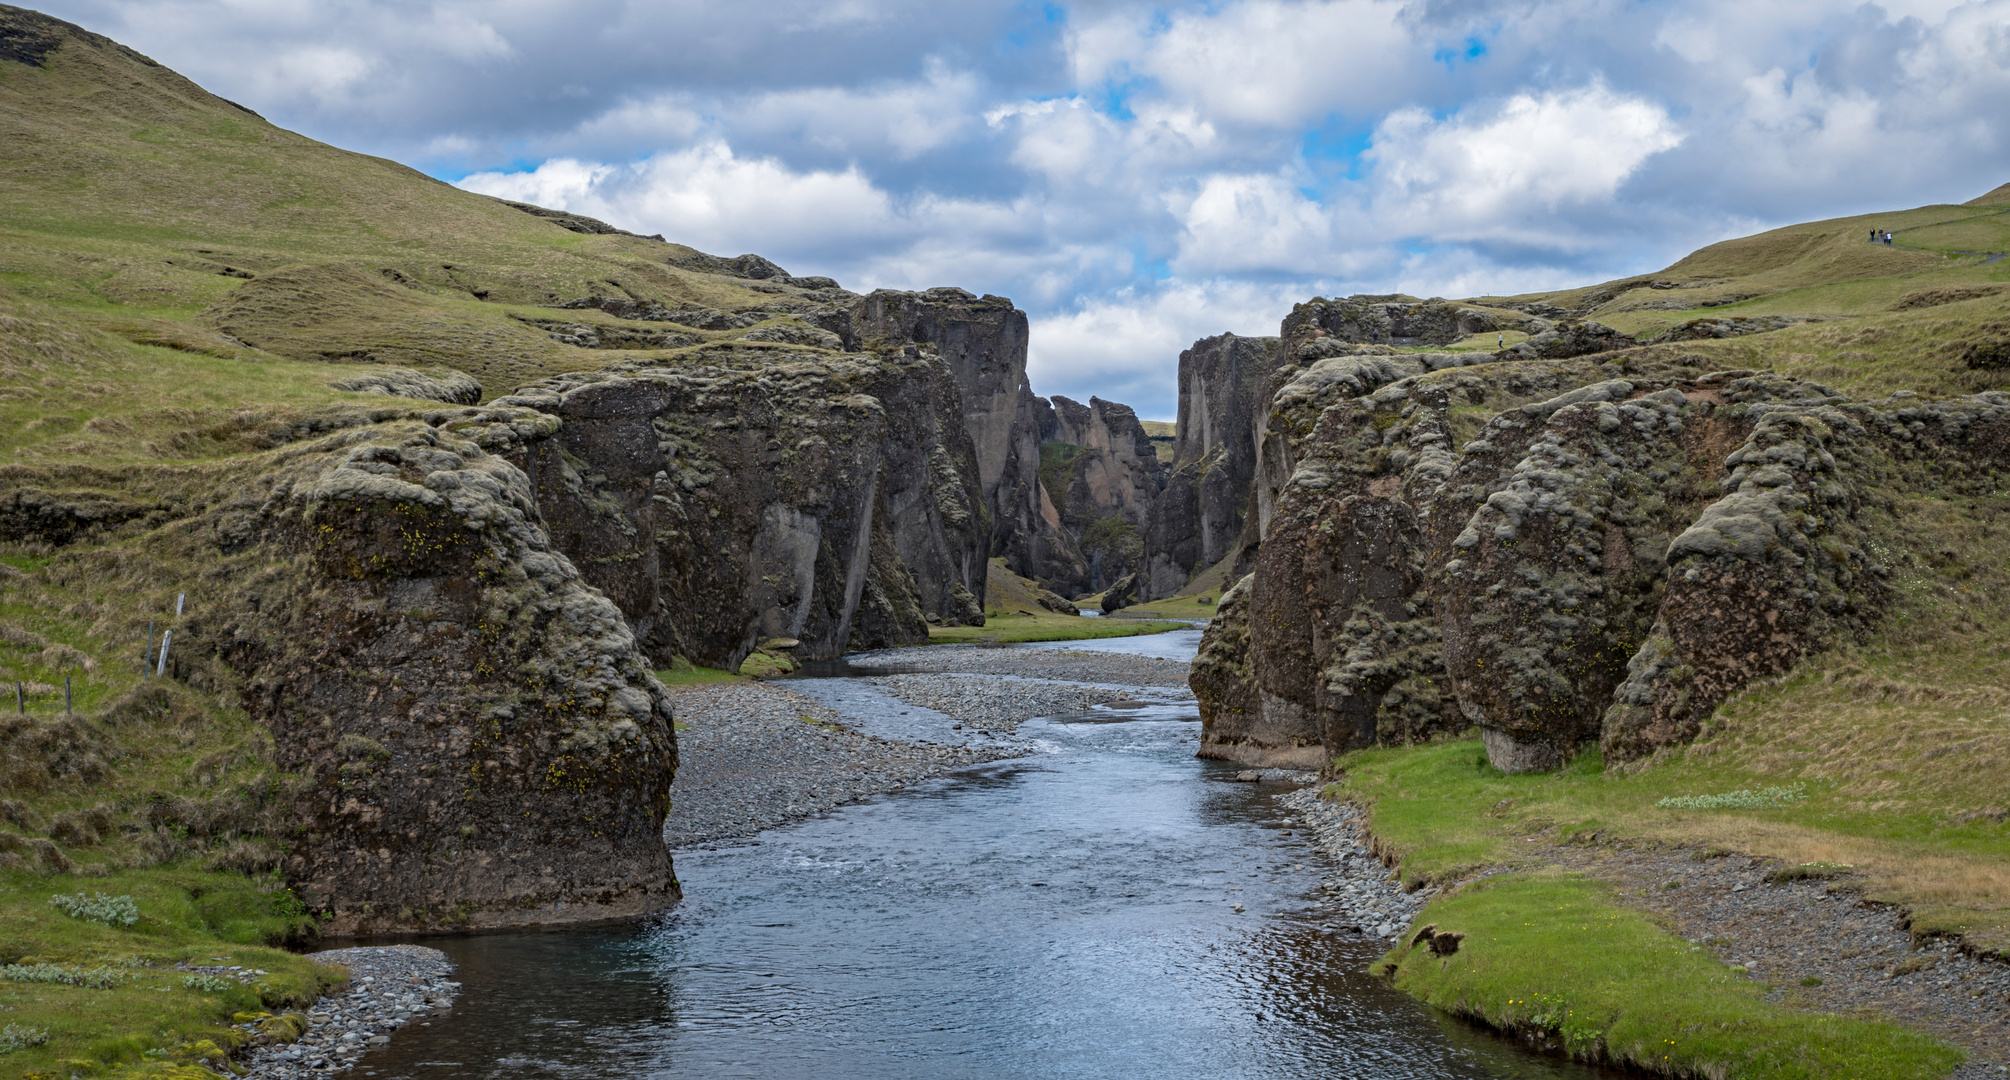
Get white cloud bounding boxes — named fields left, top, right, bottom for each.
left=733, top=59, right=981, bottom=159
left=1069, top=0, right=1422, bottom=128
left=1364, top=84, right=1684, bottom=242
left=1029, top=280, right=1316, bottom=417
left=1171, top=173, right=1334, bottom=276
left=457, top=144, right=898, bottom=256
left=572, top=95, right=709, bottom=149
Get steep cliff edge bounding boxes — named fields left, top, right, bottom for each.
left=1139, top=333, right=1280, bottom=600
left=1, top=394, right=680, bottom=935
left=1038, top=395, right=1167, bottom=594
left=850, top=288, right=1086, bottom=596
left=497, top=343, right=987, bottom=669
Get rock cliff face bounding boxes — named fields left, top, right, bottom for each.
left=849, top=288, right=1086, bottom=597
left=1196, top=321, right=2010, bottom=772
left=1040, top=395, right=1168, bottom=593
left=1282, top=294, right=1502, bottom=348
left=497, top=345, right=988, bottom=669
left=1140, top=333, right=1280, bottom=600
left=6, top=405, right=682, bottom=935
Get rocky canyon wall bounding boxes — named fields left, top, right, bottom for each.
left=1193, top=300, right=2010, bottom=773
left=851, top=287, right=1089, bottom=599
left=1139, top=333, right=1280, bottom=599
left=1039, top=395, right=1168, bottom=594
left=500, top=343, right=989, bottom=670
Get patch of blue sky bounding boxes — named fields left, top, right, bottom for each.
left=425, top=155, right=545, bottom=185
left=1000, top=0, right=1068, bottom=54
left=1433, top=35, right=1488, bottom=68
left=1299, top=126, right=1374, bottom=190
left=1094, top=79, right=1141, bottom=121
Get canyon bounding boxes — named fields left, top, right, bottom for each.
left=2, top=11, right=2010, bottom=1077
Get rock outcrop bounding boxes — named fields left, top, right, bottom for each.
left=8, top=405, right=683, bottom=934
left=1601, top=389, right=2010, bottom=765
left=848, top=288, right=1086, bottom=596
left=1498, top=320, right=1637, bottom=360
left=1198, top=308, right=2010, bottom=773
left=1140, top=333, right=1280, bottom=599
left=496, top=345, right=988, bottom=670
left=1281, top=294, right=1501, bottom=349
left=1040, top=395, right=1167, bottom=593
left=1222, top=356, right=1624, bottom=767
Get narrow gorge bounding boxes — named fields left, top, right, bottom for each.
left=2, top=7, right=2008, bottom=1079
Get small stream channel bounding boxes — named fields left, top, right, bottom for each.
left=357, top=631, right=1608, bottom=1080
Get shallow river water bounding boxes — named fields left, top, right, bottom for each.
left=359, top=636, right=1607, bottom=1080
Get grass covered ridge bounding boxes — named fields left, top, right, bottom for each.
left=1, top=505, right=349, bottom=1074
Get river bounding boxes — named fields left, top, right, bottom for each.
left=357, top=630, right=1608, bottom=1080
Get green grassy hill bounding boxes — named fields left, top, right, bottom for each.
left=0, top=2, right=839, bottom=473
left=1472, top=195, right=2010, bottom=398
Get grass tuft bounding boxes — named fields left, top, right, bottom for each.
left=1656, top=784, right=1808, bottom=811
left=50, top=891, right=140, bottom=927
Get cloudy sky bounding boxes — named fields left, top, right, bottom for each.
left=43, top=0, right=2010, bottom=417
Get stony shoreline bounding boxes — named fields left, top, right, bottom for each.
left=1275, top=787, right=1438, bottom=941
left=861, top=672, right=1168, bottom=734
left=662, top=681, right=1012, bottom=848
left=239, top=944, right=458, bottom=1078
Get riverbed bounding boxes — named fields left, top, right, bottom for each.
left=353, top=632, right=1609, bottom=1080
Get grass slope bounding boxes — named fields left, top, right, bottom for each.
left=926, top=614, right=1187, bottom=645
left=1468, top=197, right=2010, bottom=403
left=0, top=3, right=829, bottom=422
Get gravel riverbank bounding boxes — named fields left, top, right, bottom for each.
left=239, top=945, right=458, bottom=1078
left=663, top=681, right=1008, bottom=848
left=1273, top=785, right=2010, bottom=1075
left=846, top=645, right=1194, bottom=687
left=1275, top=787, right=1438, bottom=941
left=861, top=673, right=1159, bottom=734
